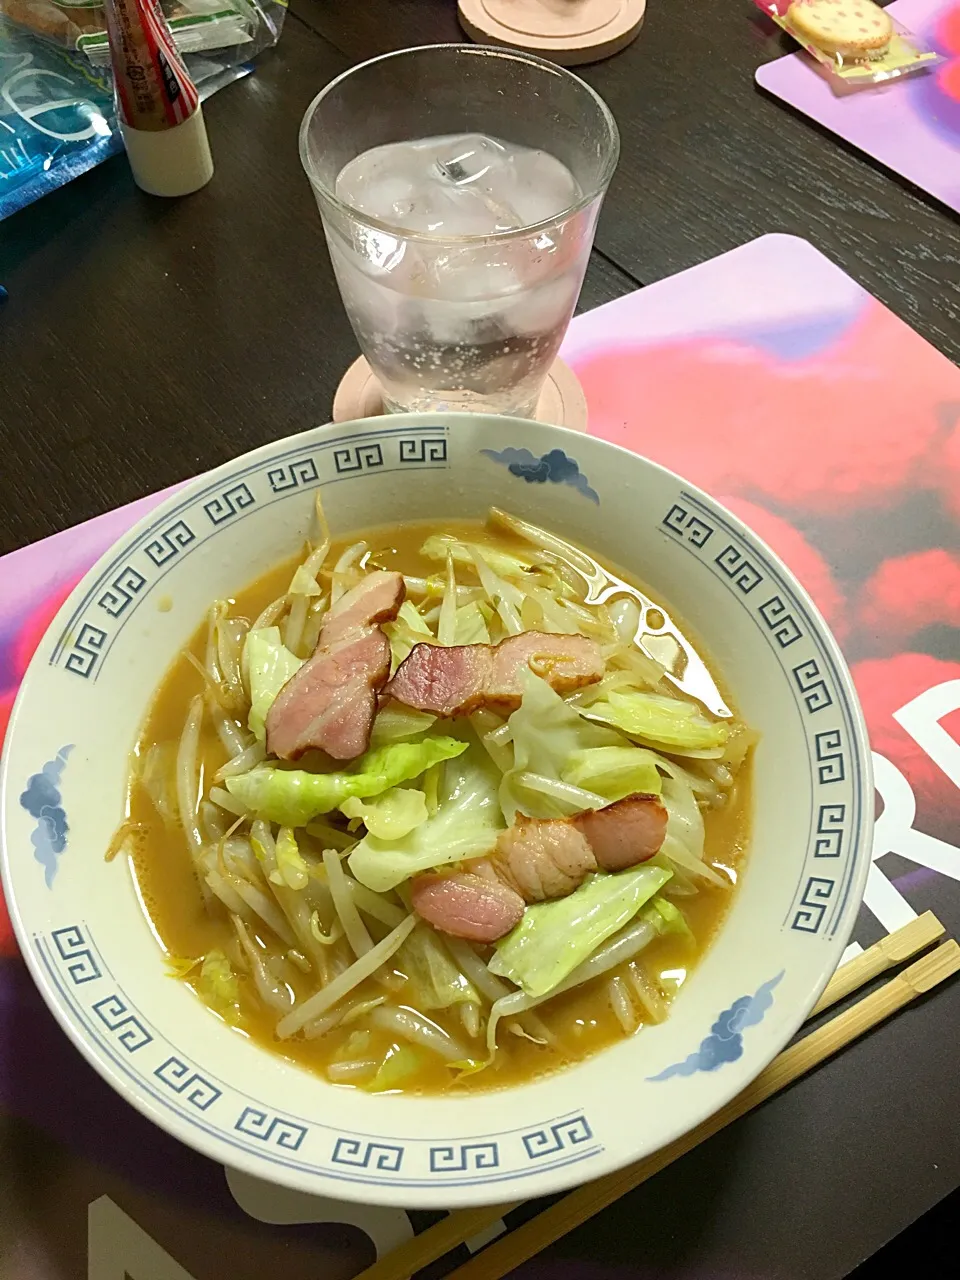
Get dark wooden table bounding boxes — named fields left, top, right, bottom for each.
left=2, top=2, right=959, bottom=1276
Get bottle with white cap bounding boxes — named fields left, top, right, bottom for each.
left=103, top=0, right=214, bottom=197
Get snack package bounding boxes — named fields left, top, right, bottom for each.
left=754, top=0, right=942, bottom=84
left=0, top=15, right=121, bottom=218
left=0, top=0, right=274, bottom=65
left=1, top=0, right=284, bottom=217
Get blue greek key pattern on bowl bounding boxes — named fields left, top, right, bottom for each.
left=815, top=729, right=845, bottom=783
left=50, top=427, right=450, bottom=684
left=97, top=567, right=147, bottom=618
left=145, top=518, right=195, bottom=567
left=792, top=877, right=835, bottom=933
left=649, top=972, right=784, bottom=1081
left=429, top=1142, right=499, bottom=1173
left=332, top=1138, right=404, bottom=1172
left=792, top=658, right=833, bottom=713
left=522, top=1115, right=593, bottom=1159
left=659, top=490, right=865, bottom=941
left=662, top=502, right=714, bottom=548
left=20, top=745, right=74, bottom=887
left=155, top=1056, right=222, bottom=1111
left=334, top=443, right=383, bottom=474
left=92, top=994, right=152, bottom=1052
left=758, top=595, right=803, bottom=648
left=203, top=482, right=255, bottom=526
left=52, top=924, right=101, bottom=983
left=65, top=623, right=106, bottom=678
left=267, top=458, right=319, bottom=492
left=814, top=804, right=845, bottom=857
left=236, top=1107, right=307, bottom=1151
left=35, top=923, right=604, bottom=1187
left=400, top=437, right=447, bottom=464
left=714, top=543, right=762, bottom=593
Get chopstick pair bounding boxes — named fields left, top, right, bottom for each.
left=357, top=911, right=956, bottom=1280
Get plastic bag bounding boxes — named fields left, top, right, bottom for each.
left=0, top=0, right=285, bottom=219
left=0, top=0, right=269, bottom=64
left=0, top=16, right=120, bottom=218
left=754, top=0, right=941, bottom=85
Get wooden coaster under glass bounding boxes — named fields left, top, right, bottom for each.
left=457, top=0, right=646, bottom=65
left=331, top=356, right=588, bottom=432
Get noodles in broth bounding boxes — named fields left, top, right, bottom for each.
left=122, top=505, right=754, bottom=1094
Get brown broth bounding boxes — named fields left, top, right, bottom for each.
left=127, top=519, right=751, bottom=1093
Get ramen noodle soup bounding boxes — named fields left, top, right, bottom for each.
left=121, top=507, right=754, bottom=1094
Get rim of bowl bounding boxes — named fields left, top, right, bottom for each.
left=0, top=414, right=874, bottom=1208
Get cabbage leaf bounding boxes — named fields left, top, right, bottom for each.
left=645, top=895, right=694, bottom=942
left=348, top=747, right=503, bottom=892
left=582, top=690, right=727, bottom=754
left=341, top=788, right=428, bottom=839
left=226, top=737, right=468, bottom=826
left=384, top=601, right=433, bottom=667
left=489, top=864, right=672, bottom=998
left=369, top=1043, right=422, bottom=1092
left=370, top=705, right=437, bottom=745
left=420, top=534, right=534, bottom=581
left=454, top=601, right=491, bottom=645
left=501, top=673, right=620, bottom=820
left=398, top=925, right=481, bottom=1009
left=271, top=827, right=309, bottom=890
left=245, top=627, right=304, bottom=743
left=561, top=746, right=663, bottom=802
left=197, top=949, right=241, bottom=1022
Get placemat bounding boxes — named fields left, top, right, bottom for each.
left=3, top=233, right=960, bottom=1278
left=755, top=0, right=960, bottom=215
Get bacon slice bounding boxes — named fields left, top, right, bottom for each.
left=412, top=793, right=668, bottom=942
left=320, top=572, right=408, bottom=648
left=266, top=570, right=404, bottom=761
left=384, top=631, right=603, bottom=717
left=411, top=872, right=525, bottom=946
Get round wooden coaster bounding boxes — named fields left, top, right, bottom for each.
left=332, top=356, right=588, bottom=432
left=457, top=0, right=645, bottom=65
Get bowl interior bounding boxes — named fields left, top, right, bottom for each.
left=0, top=414, right=871, bottom=1207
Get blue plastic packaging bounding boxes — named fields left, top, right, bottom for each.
left=0, top=15, right=121, bottom=219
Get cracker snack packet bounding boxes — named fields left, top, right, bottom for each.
left=754, top=0, right=941, bottom=84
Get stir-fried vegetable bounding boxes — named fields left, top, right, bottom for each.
left=129, top=503, right=756, bottom=1096
left=245, top=627, right=303, bottom=743
left=340, top=788, right=428, bottom=839
left=561, top=746, right=663, bottom=801
left=348, top=749, right=503, bottom=892
left=581, top=689, right=728, bottom=755
left=225, top=737, right=468, bottom=826
left=196, top=949, right=241, bottom=1022
left=398, top=925, right=481, bottom=1011
left=489, top=864, right=672, bottom=998
left=500, top=672, right=620, bottom=820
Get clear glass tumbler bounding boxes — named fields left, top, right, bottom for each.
left=300, top=44, right=619, bottom=417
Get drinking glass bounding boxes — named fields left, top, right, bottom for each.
left=299, top=44, right=619, bottom=417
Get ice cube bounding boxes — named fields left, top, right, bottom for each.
left=435, top=134, right=508, bottom=186
left=504, top=148, right=580, bottom=226
left=335, top=133, right=580, bottom=237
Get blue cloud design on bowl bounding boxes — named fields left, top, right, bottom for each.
left=481, top=446, right=599, bottom=504
left=20, top=745, right=74, bottom=887
left=648, top=970, right=784, bottom=1080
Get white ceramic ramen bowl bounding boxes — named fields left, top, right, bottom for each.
left=0, top=414, right=872, bottom=1208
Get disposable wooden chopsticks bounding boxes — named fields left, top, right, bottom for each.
left=809, top=909, right=944, bottom=1016
left=355, top=915, right=955, bottom=1280
left=446, top=938, right=960, bottom=1280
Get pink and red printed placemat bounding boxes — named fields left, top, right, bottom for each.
left=3, top=233, right=960, bottom=1277
left=756, top=0, right=960, bottom=214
